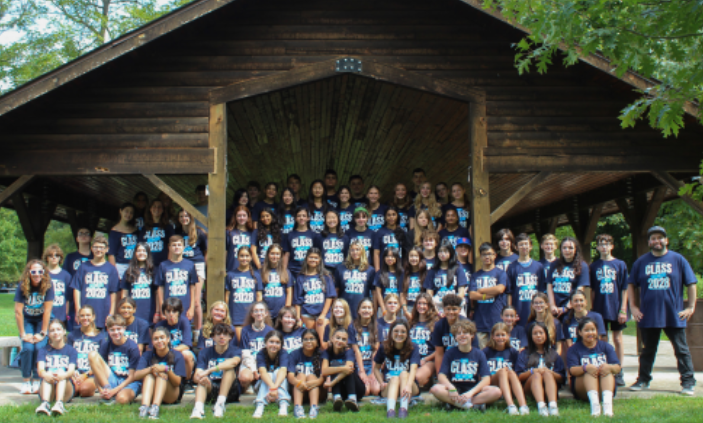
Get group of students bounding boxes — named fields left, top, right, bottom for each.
left=14, top=167, right=695, bottom=419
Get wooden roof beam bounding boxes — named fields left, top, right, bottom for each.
left=143, top=174, right=208, bottom=229
left=484, top=154, right=701, bottom=172
left=490, top=171, right=551, bottom=224
left=0, top=175, right=35, bottom=207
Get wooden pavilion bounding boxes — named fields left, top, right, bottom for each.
left=0, top=0, right=702, bottom=305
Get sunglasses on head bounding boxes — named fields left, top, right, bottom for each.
left=30, top=270, right=45, bottom=275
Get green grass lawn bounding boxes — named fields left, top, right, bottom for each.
left=1, top=397, right=702, bottom=422
left=0, top=294, right=18, bottom=337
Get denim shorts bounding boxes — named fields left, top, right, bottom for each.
left=107, top=368, right=142, bottom=396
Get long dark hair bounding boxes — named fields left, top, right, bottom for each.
left=575, top=317, right=598, bottom=344
left=494, top=228, right=517, bottom=254
left=353, top=298, right=378, bottom=346
left=403, top=247, right=427, bottom=297
left=556, top=236, right=584, bottom=276
left=144, top=199, right=169, bottom=229
left=379, top=247, right=401, bottom=289
left=277, top=188, right=297, bottom=215
left=150, top=326, right=176, bottom=369
left=384, top=205, right=406, bottom=247
left=307, top=179, right=328, bottom=208
left=300, top=328, right=322, bottom=376
left=437, top=242, right=459, bottom=288
left=256, top=208, right=282, bottom=245
left=562, top=290, right=588, bottom=328
left=235, top=246, right=256, bottom=277
left=261, top=244, right=289, bottom=285
left=382, top=320, right=414, bottom=363
left=321, top=209, right=344, bottom=237
left=124, top=242, right=154, bottom=286
left=525, top=321, right=559, bottom=370
left=263, top=330, right=284, bottom=370
left=300, top=248, right=331, bottom=293
left=118, top=202, right=137, bottom=228
left=409, top=292, right=438, bottom=330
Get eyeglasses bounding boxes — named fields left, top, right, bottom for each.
left=48, top=254, right=61, bottom=259
left=30, top=270, right=45, bottom=275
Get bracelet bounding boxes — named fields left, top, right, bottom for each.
left=530, top=368, right=533, bottom=375
left=619, top=310, right=627, bottom=315
left=216, top=365, right=221, bottom=372
left=270, top=388, right=278, bottom=391
left=449, top=388, right=457, bottom=392
left=582, top=364, right=588, bottom=373
left=482, top=294, right=486, bottom=301
left=297, top=381, right=303, bottom=388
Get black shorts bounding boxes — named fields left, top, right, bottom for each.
left=603, top=319, right=627, bottom=332
left=205, top=378, right=240, bottom=404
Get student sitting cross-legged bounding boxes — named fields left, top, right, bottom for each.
left=190, top=323, right=242, bottom=419
left=87, top=314, right=141, bottom=405
left=430, top=319, right=501, bottom=412
left=287, top=329, right=326, bottom=419
left=34, top=320, right=77, bottom=416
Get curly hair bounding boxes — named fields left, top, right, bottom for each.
left=257, top=208, right=282, bottom=245
left=413, top=182, right=442, bottom=219
left=123, top=243, right=154, bottom=287
left=202, top=301, right=232, bottom=339
left=20, top=259, right=52, bottom=298
left=382, top=320, right=415, bottom=363
left=556, top=236, right=584, bottom=276
left=343, top=239, right=370, bottom=271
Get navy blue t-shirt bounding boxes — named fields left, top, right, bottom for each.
left=439, top=347, right=490, bottom=391
left=438, top=226, right=471, bottom=249
left=69, top=261, right=119, bottom=328
left=153, top=316, right=192, bottom=348
left=261, top=269, right=293, bottom=319
left=196, top=345, right=242, bottom=380
left=562, top=311, right=606, bottom=343
left=538, top=258, right=557, bottom=293
left=294, top=274, right=337, bottom=317
left=507, top=260, right=544, bottom=328
left=373, top=227, right=403, bottom=259
left=38, top=344, right=78, bottom=373
left=256, top=349, right=290, bottom=373
left=138, top=349, right=187, bottom=378
left=482, top=346, right=519, bottom=375
left=338, top=205, right=355, bottom=233
left=178, top=227, right=208, bottom=264
left=99, top=338, right=141, bottom=378
left=355, top=325, right=375, bottom=369
left=62, top=252, right=92, bottom=317
left=282, top=327, right=306, bottom=354
left=287, top=348, right=321, bottom=376
left=154, top=259, right=198, bottom=313
left=590, top=258, right=629, bottom=321
left=410, top=321, right=435, bottom=359
left=321, top=233, right=348, bottom=269
left=327, top=195, right=340, bottom=210
left=397, top=207, right=411, bottom=232
left=374, top=270, right=405, bottom=299
left=515, top=349, right=566, bottom=381
left=14, top=279, right=54, bottom=321
left=68, top=329, right=106, bottom=373
left=510, top=325, right=528, bottom=350
left=404, top=271, right=424, bottom=309
left=108, top=230, right=139, bottom=264
left=527, top=319, right=565, bottom=343
left=496, top=253, right=519, bottom=273
left=323, top=323, right=358, bottom=345
left=239, top=324, right=273, bottom=356
left=125, top=317, right=150, bottom=346
left=140, top=225, right=174, bottom=267
left=253, top=201, right=278, bottom=223
left=431, top=317, right=479, bottom=350
left=225, top=229, right=254, bottom=271
left=547, top=261, right=590, bottom=308
left=308, top=204, right=327, bottom=233
left=628, top=251, right=698, bottom=329
left=368, top=204, right=389, bottom=232
left=322, top=347, right=356, bottom=370
left=280, top=209, right=295, bottom=235
left=566, top=340, right=620, bottom=369
left=48, top=269, right=71, bottom=322
left=424, top=256, right=437, bottom=271
left=283, top=229, right=322, bottom=275
left=373, top=343, right=421, bottom=381
left=225, top=268, right=263, bottom=325
left=424, top=267, right=468, bottom=306
left=442, top=203, right=470, bottom=229
left=470, top=267, right=508, bottom=332
left=334, top=264, right=376, bottom=319
left=119, top=267, right=156, bottom=322
left=344, top=228, right=374, bottom=262
left=197, top=324, right=238, bottom=350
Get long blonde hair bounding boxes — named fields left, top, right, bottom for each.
left=202, top=301, right=232, bottom=339
left=413, top=182, right=442, bottom=219
left=20, top=259, right=52, bottom=297
left=261, top=244, right=289, bottom=285
left=413, top=210, right=437, bottom=247
left=343, top=239, right=370, bottom=271
left=329, top=299, right=352, bottom=333
left=178, top=209, right=198, bottom=247
left=527, top=292, right=557, bottom=343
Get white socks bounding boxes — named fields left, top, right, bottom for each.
left=194, top=402, right=204, bottom=412
left=399, top=397, right=409, bottom=409
left=587, top=390, right=600, bottom=405
left=387, top=399, right=396, bottom=412
left=602, top=390, right=613, bottom=404
left=216, top=395, right=226, bottom=406
left=461, top=400, right=473, bottom=410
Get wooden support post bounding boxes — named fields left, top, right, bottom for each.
left=568, top=203, right=603, bottom=263
left=12, top=193, right=56, bottom=261
left=0, top=175, right=34, bottom=207
left=652, top=171, right=703, bottom=215
left=470, top=97, right=490, bottom=268
left=490, top=171, right=552, bottom=224
left=143, top=174, right=208, bottom=229
left=206, top=103, right=227, bottom=309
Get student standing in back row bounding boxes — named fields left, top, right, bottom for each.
left=108, top=203, right=139, bottom=280
left=63, top=226, right=93, bottom=330
left=44, top=245, right=72, bottom=329
left=494, top=229, right=518, bottom=273
left=140, top=199, right=174, bottom=268
left=324, top=169, right=340, bottom=209
left=155, top=236, right=199, bottom=322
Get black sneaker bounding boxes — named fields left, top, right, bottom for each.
left=473, top=404, right=486, bottom=413
left=630, top=380, right=650, bottom=391
left=615, top=372, right=626, bottom=387
left=333, top=397, right=344, bottom=412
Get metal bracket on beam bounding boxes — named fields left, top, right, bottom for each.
left=336, top=58, right=362, bottom=73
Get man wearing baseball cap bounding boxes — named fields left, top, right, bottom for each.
left=627, top=226, right=697, bottom=395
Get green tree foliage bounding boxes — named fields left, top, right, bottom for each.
left=0, top=0, right=190, bottom=91
left=44, top=219, right=77, bottom=257
left=0, top=209, right=28, bottom=282
left=483, top=0, right=703, bottom=137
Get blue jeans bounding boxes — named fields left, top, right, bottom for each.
left=255, top=368, right=291, bottom=405
left=20, top=319, right=48, bottom=379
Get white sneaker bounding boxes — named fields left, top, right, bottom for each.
left=253, top=404, right=264, bottom=419
left=213, top=403, right=225, bottom=418
left=51, top=401, right=66, bottom=416
left=591, top=403, right=601, bottom=417
left=519, top=405, right=530, bottom=415
left=31, top=380, right=41, bottom=394
left=20, top=382, right=31, bottom=394
left=538, top=405, right=549, bottom=417
left=602, top=402, right=613, bottom=417
left=190, top=408, right=205, bottom=419
left=507, top=405, right=519, bottom=416
left=35, top=401, right=51, bottom=416
left=278, top=402, right=288, bottom=417
left=549, top=405, right=560, bottom=416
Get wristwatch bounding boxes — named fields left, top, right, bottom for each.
left=39, top=331, right=46, bottom=337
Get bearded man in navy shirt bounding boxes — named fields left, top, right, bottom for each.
left=627, top=226, right=697, bottom=395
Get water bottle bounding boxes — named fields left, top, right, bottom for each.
left=9, top=347, right=19, bottom=367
